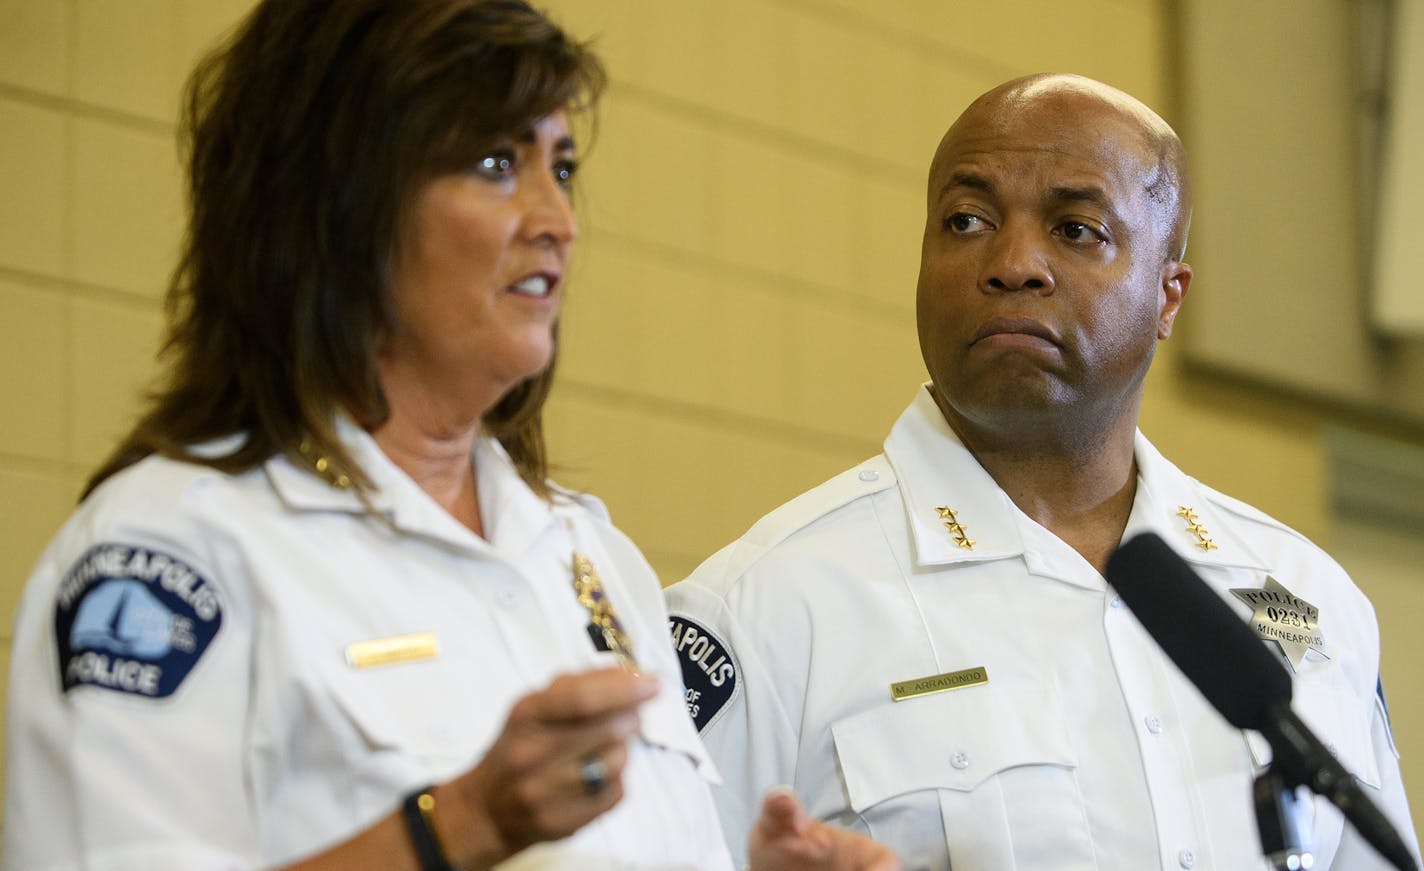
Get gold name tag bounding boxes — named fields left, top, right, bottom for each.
left=890, top=666, right=988, bottom=701
left=345, top=632, right=439, bottom=669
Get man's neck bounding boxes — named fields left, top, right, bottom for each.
left=934, top=390, right=1140, bottom=574
left=978, top=441, right=1136, bottom=575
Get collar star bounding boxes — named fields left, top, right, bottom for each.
left=1230, top=576, right=1328, bottom=672
left=934, top=506, right=974, bottom=551
left=1175, top=505, right=1218, bottom=551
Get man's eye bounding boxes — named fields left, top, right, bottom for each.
left=1060, top=221, right=1105, bottom=243
left=945, top=213, right=987, bottom=233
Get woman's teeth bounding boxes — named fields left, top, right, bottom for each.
left=512, top=275, right=551, bottom=297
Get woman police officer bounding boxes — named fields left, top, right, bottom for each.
left=1, top=2, right=898, bottom=869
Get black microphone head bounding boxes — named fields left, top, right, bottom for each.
left=1106, top=532, right=1292, bottom=729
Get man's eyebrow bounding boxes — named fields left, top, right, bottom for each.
left=1048, top=185, right=1112, bottom=209
left=1049, top=185, right=1126, bottom=226
left=936, top=175, right=1126, bottom=223
left=936, top=170, right=993, bottom=200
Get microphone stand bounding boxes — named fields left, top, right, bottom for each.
left=1254, top=765, right=1315, bottom=870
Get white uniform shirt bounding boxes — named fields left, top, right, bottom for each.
left=5, top=419, right=734, bottom=871
left=666, top=386, right=1418, bottom=871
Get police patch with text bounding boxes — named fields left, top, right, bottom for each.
left=54, top=543, right=223, bottom=699
left=668, top=615, right=738, bottom=733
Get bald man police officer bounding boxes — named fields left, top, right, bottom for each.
left=667, top=74, right=1419, bottom=871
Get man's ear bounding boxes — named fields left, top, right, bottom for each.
left=1158, top=260, right=1192, bottom=340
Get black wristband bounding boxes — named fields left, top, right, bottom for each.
left=402, top=786, right=457, bottom=871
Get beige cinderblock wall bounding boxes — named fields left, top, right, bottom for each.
left=1, top=0, right=1417, bottom=848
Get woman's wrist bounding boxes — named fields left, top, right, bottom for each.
left=402, top=786, right=456, bottom=871
left=428, top=777, right=515, bottom=871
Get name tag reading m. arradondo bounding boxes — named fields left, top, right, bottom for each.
left=890, top=666, right=989, bottom=701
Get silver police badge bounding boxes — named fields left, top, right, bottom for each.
left=1229, top=576, right=1328, bottom=672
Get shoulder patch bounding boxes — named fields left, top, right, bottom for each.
left=54, top=543, right=223, bottom=699
left=668, top=615, right=739, bottom=733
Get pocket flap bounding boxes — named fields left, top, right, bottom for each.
left=1294, top=681, right=1381, bottom=789
left=831, top=681, right=1076, bottom=812
left=320, top=657, right=479, bottom=768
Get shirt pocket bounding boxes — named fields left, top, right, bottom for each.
left=1243, top=670, right=1381, bottom=865
left=832, top=679, right=1095, bottom=871
left=318, top=656, right=487, bottom=792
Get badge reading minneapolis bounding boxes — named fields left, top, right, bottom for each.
left=668, top=616, right=738, bottom=734
left=1230, top=576, right=1327, bottom=673
left=54, top=544, right=223, bottom=699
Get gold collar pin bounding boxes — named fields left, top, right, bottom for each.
left=935, top=506, right=975, bottom=550
left=1175, top=505, right=1217, bottom=551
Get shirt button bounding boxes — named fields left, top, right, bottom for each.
left=1178, top=848, right=1196, bottom=868
left=1145, top=714, right=1164, bottom=734
left=950, top=751, right=970, bottom=769
left=1110, top=596, right=1124, bottom=608
left=495, top=588, right=520, bottom=609
left=858, top=469, right=879, bottom=482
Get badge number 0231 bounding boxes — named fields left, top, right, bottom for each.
left=1230, top=576, right=1327, bottom=671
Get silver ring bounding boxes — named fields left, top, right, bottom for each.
left=578, top=755, right=608, bottom=796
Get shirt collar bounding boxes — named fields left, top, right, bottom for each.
left=1125, top=432, right=1273, bottom=575
left=883, top=385, right=1273, bottom=579
left=264, top=416, right=560, bottom=561
left=473, top=435, right=563, bottom=564
left=884, top=385, right=1027, bottom=568
left=263, top=415, right=384, bottom=515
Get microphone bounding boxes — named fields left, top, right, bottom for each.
left=1106, top=532, right=1419, bottom=871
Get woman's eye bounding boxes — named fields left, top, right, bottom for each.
left=474, top=151, right=516, bottom=180
left=944, top=213, right=988, bottom=233
left=553, top=159, right=578, bottom=188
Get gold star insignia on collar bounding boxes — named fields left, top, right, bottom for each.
left=297, top=439, right=352, bottom=489
left=1230, top=576, right=1328, bottom=672
left=1175, top=505, right=1217, bottom=551
left=934, top=506, right=974, bottom=550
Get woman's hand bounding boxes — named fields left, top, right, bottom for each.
left=747, top=787, right=902, bottom=871
left=442, top=668, right=659, bottom=868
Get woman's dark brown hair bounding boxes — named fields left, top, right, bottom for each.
left=85, top=0, right=604, bottom=498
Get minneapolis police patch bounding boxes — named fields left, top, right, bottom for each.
left=53, top=543, right=223, bottom=699
left=668, top=616, right=738, bottom=733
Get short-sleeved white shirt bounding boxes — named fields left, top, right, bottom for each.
left=666, top=386, right=1418, bottom=871
left=5, top=419, right=734, bottom=871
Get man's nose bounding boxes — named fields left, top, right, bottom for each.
left=980, top=222, right=1053, bottom=294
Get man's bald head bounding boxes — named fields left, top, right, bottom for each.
left=932, top=73, right=1192, bottom=261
